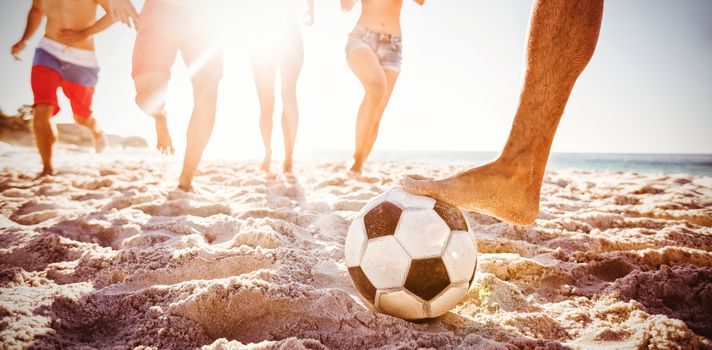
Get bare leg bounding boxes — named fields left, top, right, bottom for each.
left=134, top=72, right=174, bottom=155
left=279, top=42, right=304, bottom=173
left=73, top=114, right=107, bottom=153
left=360, top=70, right=398, bottom=163
left=32, top=104, right=56, bottom=177
left=251, top=58, right=277, bottom=172
left=402, top=0, right=603, bottom=225
left=347, top=47, right=387, bottom=173
left=177, top=69, right=220, bottom=191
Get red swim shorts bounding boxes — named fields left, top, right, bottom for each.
left=31, top=66, right=95, bottom=118
left=132, top=0, right=223, bottom=80
left=31, top=39, right=99, bottom=118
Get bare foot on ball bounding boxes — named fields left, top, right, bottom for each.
left=155, top=115, right=174, bottom=155
left=401, top=159, right=540, bottom=226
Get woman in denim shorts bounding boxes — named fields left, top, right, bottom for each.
left=342, top=0, right=424, bottom=173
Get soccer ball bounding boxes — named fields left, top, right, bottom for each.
left=345, top=187, right=478, bottom=320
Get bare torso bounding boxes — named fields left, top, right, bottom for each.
left=357, top=0, right=403, bottom=35
left=42, top=0, right=99, bottom=50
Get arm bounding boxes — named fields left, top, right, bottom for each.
left=11, top=0, right=43, bottom=60
left=305, top=0, right=314, bottom=26
left=60, top=14, right=116, bottom=43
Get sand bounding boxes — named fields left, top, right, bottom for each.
left=0, top=142, right=711, bottom=349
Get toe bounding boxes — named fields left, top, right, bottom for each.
left=400, top=175, right=438, bottom=196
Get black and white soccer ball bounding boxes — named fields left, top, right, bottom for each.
left=345, top=187, right=478, bottom=320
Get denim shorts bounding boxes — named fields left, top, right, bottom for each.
left=345, top=26, right=402, bottom=73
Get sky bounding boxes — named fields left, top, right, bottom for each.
left=1, top=0, right=711, bottom=161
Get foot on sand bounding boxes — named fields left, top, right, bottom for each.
left=34, top=167, right=55, bottom=179
left=93, top=131, right=108, bottom=153
left=279, top=170, right=298, bottom=184
left=283, top=158, right=293, bottom=174
left=168, top=184, right=205, bottom=201
left=177, top=177, right=196, bottom=193
left=155, top=115, right=174, bottom=155
left=349, top=159, right=363, bottom=174
left=401, top=160, right=540, bottom=225
left=261, top=149, right=272, bottom=172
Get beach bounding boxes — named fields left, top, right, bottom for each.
left=1, top=143, right=711, bottom=349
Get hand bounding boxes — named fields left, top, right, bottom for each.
left=108, top=0, right=140, bottom=30
left=414, top=0, right=425, bottom=5
left=11, top=40, right=26, bottom=61
left=59, top=29, right=89, bottom=43
left=340, top=0, right=356, bottom=12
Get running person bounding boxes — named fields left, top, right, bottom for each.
left=343, top=0, right=424, bottom=173
left=132, top=0, right=223, bottom=192
left=11, top=0, right=114, bottom=177
left=249, top=0, right=314, bottom=174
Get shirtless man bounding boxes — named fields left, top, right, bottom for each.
left=131, top=0, right=223, bottom=192
left=402, top=0, right=604, bottom=225
left=343, top=0, right=424, bottom=173
left=11, top=0, right=114, bottom=177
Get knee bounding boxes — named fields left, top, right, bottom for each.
left=363, top=79, right=387, bottom=102
left=192, top=81, right=219, bottom=108
left=573, top=47, right=596, bottom=72
left=33, top=105, right=53, bottom=121
left=134, top=91, right=157, bottom=115
left=260, top=111, right=274, bottom=123
left=133, top=73, right=169, bottom=115
left=72, top=114, right=91, bottom=124
left=259, top=102, right=275, bottom=119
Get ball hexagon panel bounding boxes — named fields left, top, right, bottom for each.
left=358, top=190, right=391, bottom=216
left=428, top=283, right=469, bottom=317
left=395, top=210, right=451, bottom=259
left=348, top=266, right=377, bottom=305
left=442, top=231, right=477, bottom=283
left=386, top=188, right=436, bottom=210
left=378, top=289, right=428, bottom=320
left=364, top=201, right=403, bottom=239
left=345, top=217, right=367, bottom=268
left=433, top=201, right=468, bottom=231
left=404, top=257, right=451, bottom=301
left=361, top=236, right=411, bottom=289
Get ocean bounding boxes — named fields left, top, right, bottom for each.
left=299, top=150, right=712, bottom=176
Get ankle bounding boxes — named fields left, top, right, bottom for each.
left=491, top=154, right=531, bottom=179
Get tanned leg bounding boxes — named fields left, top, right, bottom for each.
left=134, top=72, right=174, bottom=155
left=73, top=114, right=107, bottom=153
left=360, top=69, right=398, bottom=163
left=32, top=104, right=57, bottom=177
left=251, top=58, right=277, bottom=172
left=402, top=0, right=603, bottom=225
left=347, top=47, right=387, bottom=173
left=279, top=44, right=304, bottom=173
left=177, top=69, right=220, bottom=192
